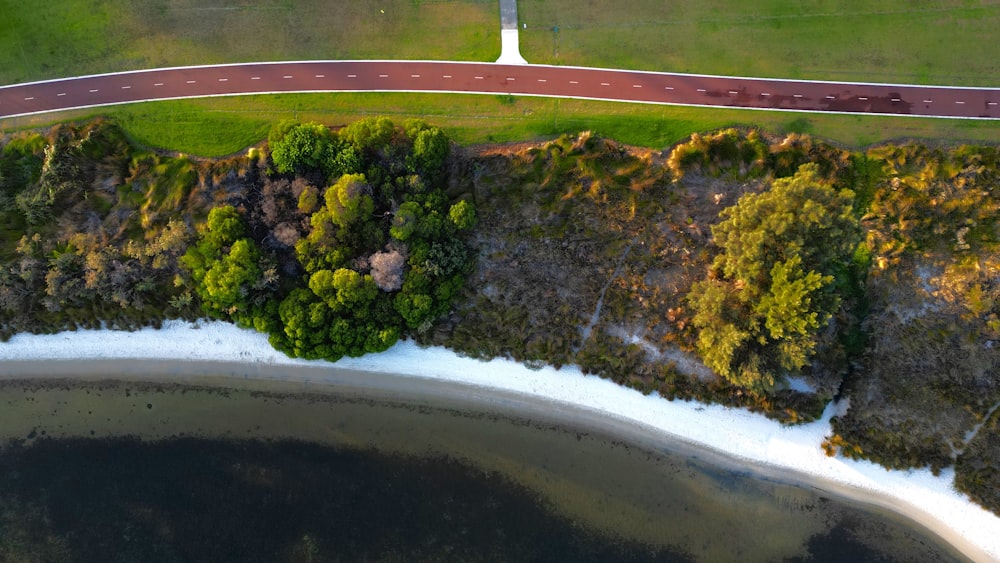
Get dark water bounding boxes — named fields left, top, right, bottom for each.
left=0, top=374, right=969, bottom=562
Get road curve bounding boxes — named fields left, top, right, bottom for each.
left=1, top=61, right=998, bottom=120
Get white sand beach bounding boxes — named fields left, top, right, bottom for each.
left=1, top=319, right=998, bottom=562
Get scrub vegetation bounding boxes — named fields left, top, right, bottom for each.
left=1, top=118, right=998, bottom=517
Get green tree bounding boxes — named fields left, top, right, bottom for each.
left=407, top=127, right=450, bottom=179
left=269, top=122, right=333, bottom=174
left=182, top=206, right=272, bottom=322
left=308, top=268, right=377, bottom=313
left=390, top=201, right=422, bottom=242
left=448, top=200, right=477, bottom=231
left=688, top=163, right=860, bottom=393
left=340, top=116, right=394, bottom=151
left=201, top=239, right=261, bottom=315
left=325, top=173, right=374, bottom=228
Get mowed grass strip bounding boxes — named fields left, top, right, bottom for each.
left=4, top=93, right=999, bottom=157
left=0, top=0, right=499, bottom=85
left=519, top=0, right=1000, bottom=86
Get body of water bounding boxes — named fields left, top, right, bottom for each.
left=0, top=369, right=969, bottom=562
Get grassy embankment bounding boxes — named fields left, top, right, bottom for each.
left=3, top=0, right=1000, bottom=157
left=5, top=94, right=1000, bottom=159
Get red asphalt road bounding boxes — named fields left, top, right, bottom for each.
left=1, top=61, right=999, bottom=120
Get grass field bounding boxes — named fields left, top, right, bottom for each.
left=0, top=0, right=499, bottom=85
left=518, top=0, right=1000, bottom=86
left=4, top=93, right=999, bottom=157
left=2, top=1, right=997, bottom=155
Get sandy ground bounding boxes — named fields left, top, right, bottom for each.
left=0, top=319, right=997, bottom=562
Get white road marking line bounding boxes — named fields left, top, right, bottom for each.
left=538, top=79, right=547, bottom=83
left=569, top=80, right=578, bottom=84
left=826, top=95, right=836, bottom=99
left=506, top=77, right=516, bottom=81
left=728, top=90, right=738, bottom=94
left=858, top=97, right=868, bottom=101
left=89, top=89, right=99, bottom=92
left=474, top=76, right=484, bottom=79
left=761, top=92, right=771, bottom=96
left=443, top=75, right=452, bottom=78
left=891, top=98, right=901, bottom=102
left=347, top=74, right=357, bottom=78
left=121, top=85, right=131, bottom=89
left=218, top=78, right=228, bottom=82
left=696, top=88, right=706, bottom=92
left=154, top=83, right=164, bottom=86
left=251, top=77, right=261, bottom=80
left=24, top=97, right=34, bottom=101
left=57, top=93, right=66, bottom=96
left=601, top=82, right=611, bottom=86
left=956, top=101, right=966, bottom=104
left=379, top=74, right=389, bottom=78
left=186, top=80, right=196, bottom=84
left=283, top=75, right=293, bottom=79
left=664, top=86, right=674, bottom=90
left=411, top=74, right=421, bottom=78
left=793, top=94, right=803, bottom=98
left=989, top=102, right=998, bottom=106
left=315, top=74, right=325, bottom=78
left=633, top=84, right=642, bottom=88
left=923, top=99, right=933, bottom=103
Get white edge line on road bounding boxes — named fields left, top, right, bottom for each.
left=3, top=60, right=998, bottom=92
left=3, top=89, right=998, bottom=122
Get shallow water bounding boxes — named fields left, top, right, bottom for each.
left=0, top=373, right=969, bottom=562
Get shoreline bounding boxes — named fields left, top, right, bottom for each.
left=1, top=319, right=997, bottom=562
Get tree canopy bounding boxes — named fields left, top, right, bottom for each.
left=687, top=163, right=860, bottom=392
left=181, top=206, right=277, bottom=324
left=251, top=117, right=475, bottom=361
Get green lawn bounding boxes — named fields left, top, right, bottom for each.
left=519, top=0, right=1000, bottom=86
left=4, top=93, right=999, bottom=157
left=0, top=0, right=499, bottom=85
left=2, top=0, right=997, bottom=156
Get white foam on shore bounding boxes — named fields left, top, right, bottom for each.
left=2, top=319, right=998, bottom=561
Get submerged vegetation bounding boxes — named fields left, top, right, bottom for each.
left=1, top=119, right=998, bottom=517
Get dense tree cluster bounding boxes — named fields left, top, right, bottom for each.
left=687, top=164, right=861, bottom=392
left=185, top=117, right=476, bottom=361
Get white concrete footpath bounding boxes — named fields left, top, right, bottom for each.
left=497, top=29, right=529, bottom=65
left=496, top=0, right=528, bottom=65
left=0, top=320, right=998, bottom=562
